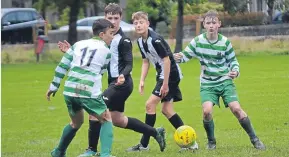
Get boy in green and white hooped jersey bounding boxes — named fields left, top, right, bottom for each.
left=46, top=19, right=122, bottom=157
left=174, top=10, right=265, bottom=150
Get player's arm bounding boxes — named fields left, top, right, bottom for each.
left=162, top=56, right=170, bottom=90
left=119, top=38, right=133, bottom=77
left=46, top=45, right=74, bottom=101
left=140, top=58, right=150, bottom=83
left=137, top=41, right=149, bottom=95
left=225, top=41, right=240, bottom=78
left=152, top=38, right=170, bottom=98
left=99, top=48, right=112, bottom=75
left=175, top=39, right=197, bottom=63
left=139, top=58, right=150, bottom=95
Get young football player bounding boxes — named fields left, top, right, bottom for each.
left=126, top=11, right=198, bottom=152
left=173, top=10, right=266, bottom=150
left=47, top=18, right=117, bottom=157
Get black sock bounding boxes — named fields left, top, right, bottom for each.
left=168, top=113, right=184, bottom=129
left=88, top=120, right=101, bottom=152
left=140, top=114, right=156, bottom=147
left=203, top=119, right=216, bottom=142
left=239, top=117, right=257, bottom=140
left=126, top=117, right=157, bottom=137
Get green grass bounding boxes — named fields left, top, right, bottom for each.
left=2, top=38, right=289, bottom=64
left=2, top=55, right=289, bottom=157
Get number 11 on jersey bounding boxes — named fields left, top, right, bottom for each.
left=80, top=47, right=97, bottom=66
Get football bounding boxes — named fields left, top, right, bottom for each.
left=174, top=125, right=197, bottom=148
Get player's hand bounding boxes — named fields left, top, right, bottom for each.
left=173, top=53, right=183, bottom=63
left=115, top=74, right=125, bottom=85
left=58, top=40, right=71, bottom=53
left=46, top=89, right=57, bottom=101
left=160, top=83, right=169, bottom=99
left=139, top=81, right=145, bottom=95
left=228, top=71, right=238, bottom=79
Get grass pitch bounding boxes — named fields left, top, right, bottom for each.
left=2, top=55, right=289, bottom=157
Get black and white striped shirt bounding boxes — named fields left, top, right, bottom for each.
left=137, top=29, right=183, bottom=82
left=108, top=28, right=133, bottom=83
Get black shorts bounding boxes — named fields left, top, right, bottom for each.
left=102, top=75, right=133, bottom=112
left=152, top=79, right=182, bottom=103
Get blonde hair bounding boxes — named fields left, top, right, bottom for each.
left=131, top=11, right=149, bottom=21
left=203, top=10, right=219, bottom=19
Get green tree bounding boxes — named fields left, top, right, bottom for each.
left=171, top=0, right=223, bottom=52
left=126, top=0, right=172, bottom=30
left=221, top=0, right=248, bottom=15
left=173, top=0, right=204, bottom=53
left=183, top=2, right=223, bottom=15
left=54, top=0, right=98, bottom=44
left=32, top=0, right=53, bottom=19
left=56, top=7, right=84, bottom=27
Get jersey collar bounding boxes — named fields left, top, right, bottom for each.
left=115, top=27, right=124, bottom=36
left=203, top=33, right=222, bottom=45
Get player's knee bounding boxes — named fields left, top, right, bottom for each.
left=203, top=109, right=212, bottom=120
left=161, top=107, right=173, bottom=117
left=161, top=109, right=168, bottom=116
left=70, top=120, right=83, bottom=129
left=111, top=117, right=124, bottom=127
left=145, top=101, right=156, bottom=113
left=232, top=107, right=246, bottom=119
left=111, top=114, right=122, bottom=126
left=232, top=107, right=240, bottom=114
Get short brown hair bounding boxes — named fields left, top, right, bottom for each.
left=131, top=11, right=149, bottom=21
left=92, top=19, right=114, bottom=36
left=104, top=3, right=122, bottom=16
left=203, top=10, right=219, bottom=19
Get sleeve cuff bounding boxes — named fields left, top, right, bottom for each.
left=49, top=83, right=58, bottom=91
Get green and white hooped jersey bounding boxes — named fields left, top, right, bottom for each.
left=181, top=33, right=240, bottom=87
left=49, top=38, right=111, bottom=98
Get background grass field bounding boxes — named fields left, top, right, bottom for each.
left=2, top=55, right=289, bottom=157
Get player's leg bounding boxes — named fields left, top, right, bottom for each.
left=162, top=100, right=199, bottom=152
left=126, top=94, right=161, bottom=151
left=78, top=115, right=101, bottom=157
left=106, top=77, right=162, bottom=151
left=141, top=95, right=161, bottom=144
left=111, top=77, right=166, bottom=152
left=202, top=101, right=216, bottom=149
left=107, top=76, right=134, bottom=128
left=111, top=111, right=166, bottom=152
left=228, top=102, right=265, bottom=149
left=78, top=79, right=126, bottom=157
left=162, top=101, right=183, bottom=128
left=161, top=83, right=184, bottom=130
left=162, top=80, right=199, bottom=152
left=99, top=109, right=114, bottom=157
left=81, top=96, right=115, bottom=157
left=200, top=86, right=219, bottom=150
left=223, top=83, right=265, bottom=150
left=51, top=96, right=84, bottom=157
